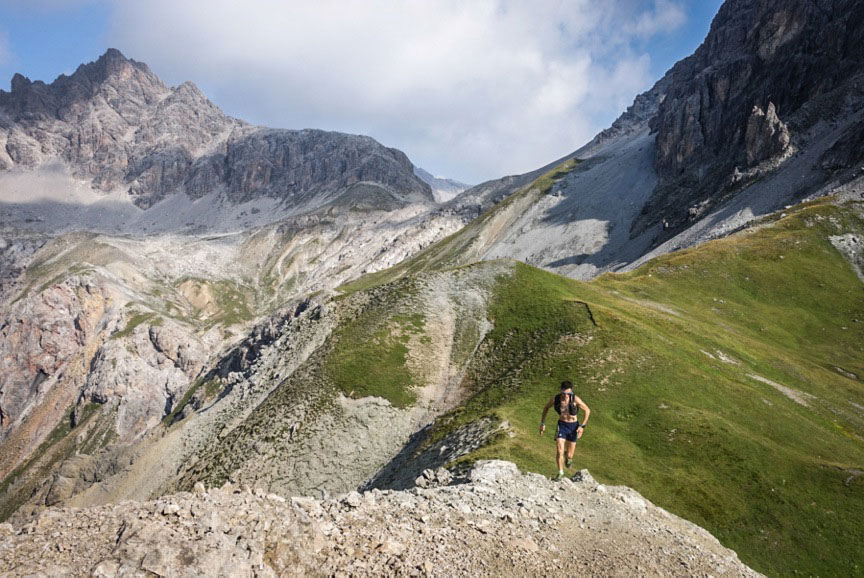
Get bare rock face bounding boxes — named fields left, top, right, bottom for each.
left=745, top=102, right=791, bottom=166
left=0, top=236, right=47, bottom=303
left=0, top=276, right=115, bottom=480
left=219, top=128, right=431, bottom=206
left=0, top=278, right=109, bottom=437
left=590, top=74, right=671, bottom=146
left=632, top=0, right=864, bottom=235
left=820, top=118, right=864, bottom=173
left=0, top=49, right=433, bottom=210
left=83, top=319, right=206, bottom=441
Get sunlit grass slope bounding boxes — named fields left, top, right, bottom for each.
left=335, top=199, right=864, bottom=576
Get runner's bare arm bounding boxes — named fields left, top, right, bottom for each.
left=573, top=396, right=590, bottom=439
left=575, top=396, right=590, bottom=426
left=540, top=398, right=554, bottom=434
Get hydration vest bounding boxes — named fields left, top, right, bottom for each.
left=554, top=392, right=579, bottom=417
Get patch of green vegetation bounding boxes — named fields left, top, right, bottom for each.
left=78, top=405, right=118, bottom=455
left=163, top=376, right=226, bottom=426
left=110, top=312, right=157, bottom=340
left=323, top=288, right=427, bottom=407
left=392, top=312, right=425, bottom=333
left=424, top=264, right=599, bottom=446
left=175, top=277, right=256, bottom=329
left=211, top=281, right=255, bottom=327
left=532, top=157, right=581, bottom=195
left=13, top=264, right=93, bottom=305
left=13, top=236, right=129, bottom=304
left=203, top=379, right=223, bottom=400
left=163, top=377, right=206, bottom=425
left=34, top=265, right=89, bottom=294
left=360, top=199, right=864, bottom=576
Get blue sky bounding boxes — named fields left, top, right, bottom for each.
left=0, top=0, right=724, bottom=183
left=0, top=2, right=111, bottom=84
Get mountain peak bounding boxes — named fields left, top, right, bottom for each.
left=172, top=80, right=206, bottom=99
left=9, top=73, right=31, bottom=93
left=0, top=48, right=164, bottom=104
left=65, top=47, right=159, bottom=88
left=99, top=47, right=128, bottom=62
left=0, top=49, right=433, bottom=212
left=414, top=167, right=470, bottom=202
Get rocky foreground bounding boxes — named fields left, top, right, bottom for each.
left=0, top=461, right=759, bottom=577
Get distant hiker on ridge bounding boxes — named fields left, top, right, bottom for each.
left=540, top=380, right=590, bottom=480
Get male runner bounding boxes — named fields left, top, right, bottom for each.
left=539, top=380, right=590, bottom=479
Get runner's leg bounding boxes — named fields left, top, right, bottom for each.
left=566, top=440, right=577, bottom=461
left=556, top=437, right=566, bottom=471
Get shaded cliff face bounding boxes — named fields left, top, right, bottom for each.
left=638, top=0, right=864, bottom=233
left=0, top=49, right=433, bottom=211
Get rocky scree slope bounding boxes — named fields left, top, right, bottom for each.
left=14, top=263, right=507, bottom=512
left=0, top=221, right=470, bottom=516
left=0, top=460, right=760, bottom=577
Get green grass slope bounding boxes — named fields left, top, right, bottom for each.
left=344, top=199, right=864, bottom=576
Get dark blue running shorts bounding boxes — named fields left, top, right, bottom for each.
left=556, top=420, right=580, bottom=442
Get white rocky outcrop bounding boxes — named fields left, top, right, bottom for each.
left=83, top=319, right=207, bottom=441
left=0, top=460, right=760, bottom=577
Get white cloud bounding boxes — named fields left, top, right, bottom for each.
left=634, top=0, right=687, bottom=37
left=107, top=0, right=686, bottom=183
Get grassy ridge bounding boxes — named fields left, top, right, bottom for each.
left=385, top=200, right=863, bottom=575
left=270, top=196, right=863, bottom=574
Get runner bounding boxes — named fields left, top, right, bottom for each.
left=539, top=380, right=590, bottom=479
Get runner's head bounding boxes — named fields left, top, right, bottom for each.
left=560, top=380, right=573, bottom=391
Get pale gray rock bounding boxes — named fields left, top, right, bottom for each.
left=83, top=318, right=205, bottom=440
left=830, top=233, right=864, bottom=282
left=570, top=468, right=597, bottom=486
left=468, top=460, right=520, bottom=485
left=0, top=460, right=762, bottom=577
left=0, top=49, right=433, bottom=212
left=745, top=102, right=791, bottom=166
